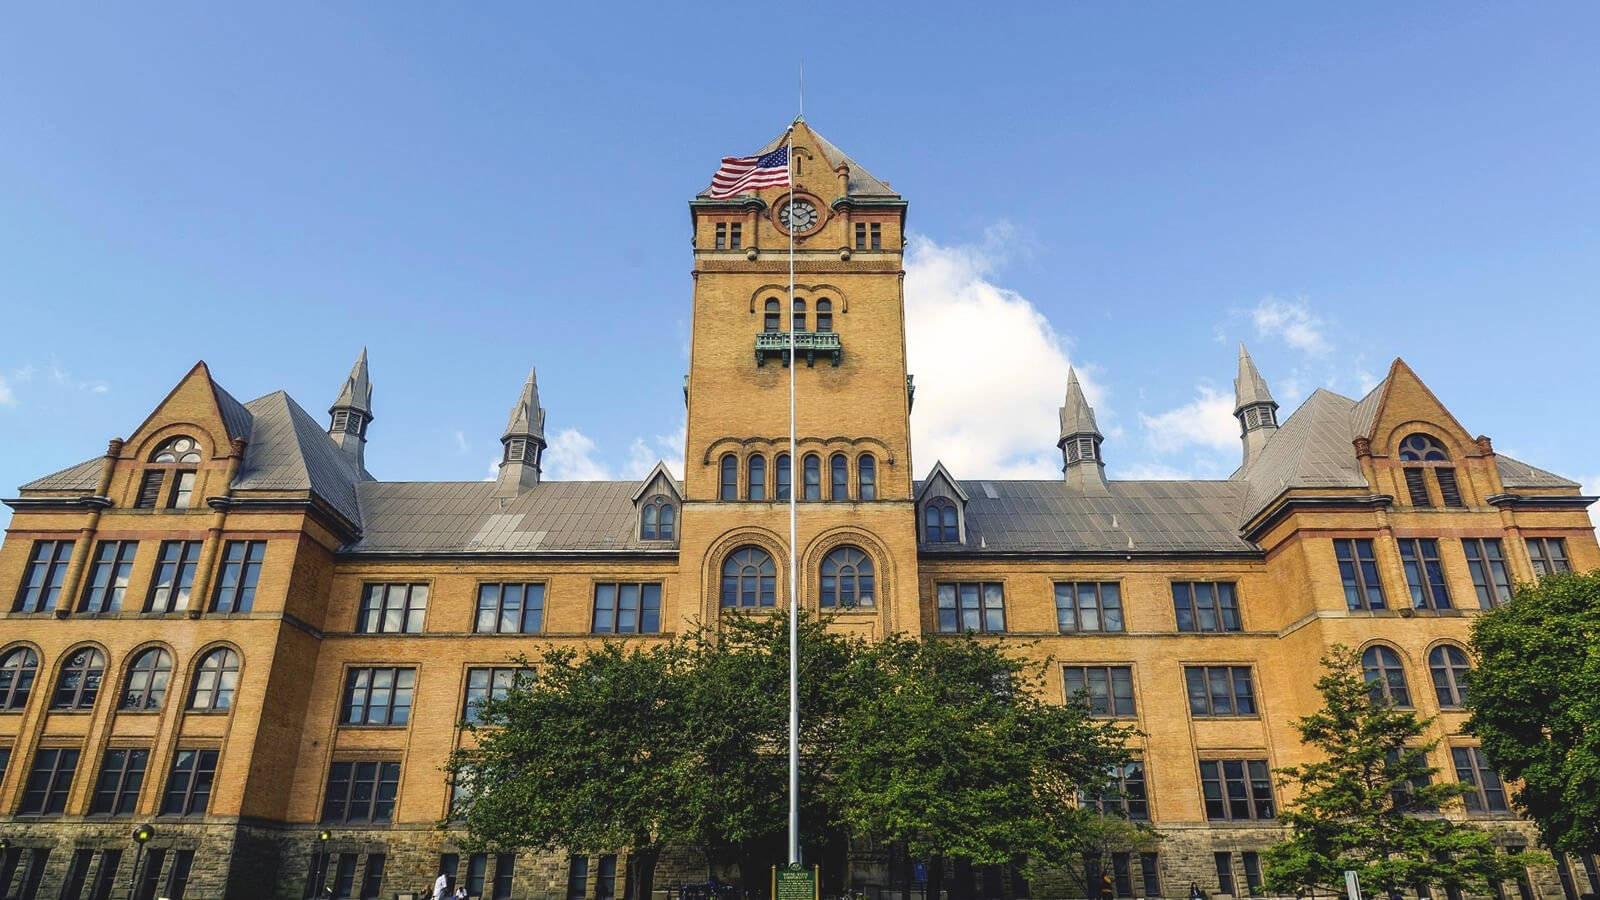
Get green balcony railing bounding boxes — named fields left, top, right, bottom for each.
left=755, top=331, right=842, bottom=367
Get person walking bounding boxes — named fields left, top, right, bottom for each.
left=434, top=870, right=450, bottom=900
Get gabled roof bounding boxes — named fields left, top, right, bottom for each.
left=915, top=460, right=969, bottom=503
left=630, top=461, right=683, bottom=503
left=232, top=391, right=371, bottom=524
left=699, top=121, right=899, bottom=200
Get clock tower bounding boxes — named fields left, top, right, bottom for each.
left=677, top=120, right=919, bottom=637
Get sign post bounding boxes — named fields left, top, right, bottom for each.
left=774, top=863, right=819, bottom=900
left=1344, top=870, right=1362, bottom=900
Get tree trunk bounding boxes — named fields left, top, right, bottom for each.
left=627, top=846, right=662, bottom=900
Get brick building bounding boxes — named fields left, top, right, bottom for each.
left=2, top=121, right=1598, bottom=899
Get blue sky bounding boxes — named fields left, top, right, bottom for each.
left=4, top=3, right=1599, bottom=529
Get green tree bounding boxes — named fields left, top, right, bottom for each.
left=832, top=632, right=1137, bottom=896
left=446, top=641, right=690, bottom=900
left=1264, top=645, right=1526, bottom=897
left=1467, top=570, right=1600, bottom=856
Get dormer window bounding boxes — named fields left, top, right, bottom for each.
left=1397, top=433, right=1463, bottom=508
left=139, top=436, right=204, bottom=510
left=924, top=499, right=959, bottom=543
left=1398, top=434, right=1448, bottom=462
left=641, top=496, right=675, bottom=541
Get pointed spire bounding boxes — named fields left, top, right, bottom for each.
left=1233, top=343, right=1280, bottom=466
left=328, top=348, right=373, bottom=468
left=1058, top=367, right=1108, bottom=493
left=496, top=367, right=549, bottom=497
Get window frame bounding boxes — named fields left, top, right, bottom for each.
left=721, top=547, right=777, bottom=609
left=158, top=748, right=218, bottom=818
left=1429, top=644, right=1472, bottom=709
left=210, top=540, right=266, bottom=613
left=356, top=583, right=429, bottom=634
left=1361, top=645, right=1413, bottom=707
left=474, top=582, right=546, bottom=634
left=89, top=747, right=149, bottom=817
left=120, top=647, right=173, bottom=712
left=1171, top=581, right=1242, bottom=633
left=923, top=499, right=959, bottom=543
left=802, top=453, right=821, bottom=500
left=187, top=647, right=241, bottom=712
left=747, top=454, right=767, bottom=502
left=1198, top=758, right=1276, bottom=821
left=829, top=453, right=849, bottom=500
left=80, top=540, right=138, bottom=613
left=858, top=455, right=876, bottom=500
left=591, top=582, right=663, bottom=634
left=145, top=540, right=203, bottom=613
left=1334, top=538, right=1388, bottom=610
left=1184, top=665, right=1258, bottom=717
left=1053, top=582, right=1125, bottom=633
left=1398, top=537, right=1452, bottom=610
left=463, top=666, right=532, bottom=725
left=1463, top=538, right=1513, bottom=608
left=320, top=759, right=402, bottom=824
left=935, top=582, right=1006, bottom=633
left=1063, top=665, right=1136, bottom=718
left=819, top=546, right=875, bottom=609
left=19, top=747, right=80, bottom=816
left=50, top=646, right=106, bottom=711
left=340, top=666, right=417, bottom=727
left=1452, top=746, right=1508, bottom=815
left=640, top=497, right=675, bottom=541
left=14, top=539, right=74, bottom=613
left=719, top=454, right=739, bottom=501
left=775, top=453, right=791, bottom=500
left=1526, top=537, right=1571, bottom=577
left=0, top=645, right=41, bottom=710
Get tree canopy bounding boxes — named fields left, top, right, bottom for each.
left=1468, top=570, right=1600, bottom=856
left=1264, top=645, right=1525, bottom=897
left=447, top=612, right=1137, bottom=895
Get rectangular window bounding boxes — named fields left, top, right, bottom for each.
left=357, top=583, right=429, bottom=634
left=20, top=747, right=80, bottom=815
left=1334, top=538, right=1387, bottom=610
left=1110, top=853, right=1133, bottom=899
left=1463, top=539, right=1514, bottom=608
left=1172, top=582, right=1242, bottom=633
left=714, top=223, right=727, bottom=249
left=210, top=540, right=265, bottom=613
left=1436, top=468, right=1464, bottom=507
left=1453, top=747, right=1508, bottom=814
left=362, top=854, right=386, bottom=900
left=567, top=856, right=589, bottom=900
left=1404, top=468, right=1433, bottom=507
left=165, top=849, right=194, bottom=900
left=870, top=223, right=882, bottom=249
left=1199, top=758, right=1275, bottom=820
left=1055, top=582, right=1124, bottom=633
left=1398, top=538, right=1452, bottom=609
left=1063, top=666, right=1136, bottom=717
left=597, top=854, right=618, bottom=900
left=1527, top=537, right=1571, bottom=577
left=321, top=760, right=401, bottom=823
left=87, top=849, right=121, bottom=900
left=1242, top=852, right=1263, bottom=895
left=1185, top=666, right=1257, bottom=717
left=936, top=582, right=1006, bottom=633
left=160, top=748, right=218, bottom=817
left=341, top=667, right=416, bottom=726
left=1386, top=748, right=1435, bottom=810
left=493, top=855, right=516, bottom=900
left=464, top=667, right=530, bottom=724
left=1214, top=853, right=1235, bottom=895
left=331, top=854, right=357, bottom=900
left=81, top=541, right=138, bottom=613
left=1079, top=760, right=1148, bottom=820
left=135, top=471, right=165, bottom=508
left=475, top=583, right=545, bottom=634
left=168, top=470, right=196, bottom=509
left=62, top=848, right=95, bottom=900
left=855, top=222, right=867, bottom=249
left=136, top=849, right=165, bottom=900
left=466, top=854, right=489, bottom=897
left=591, top=582, right=662, bottom=634
left=15, top=539, right=74, bottom=613
left=146, top=540, right=203, bottom=613
left=729, top=223, right=742, bottom=250
left=1140, top=854, right=1161, bottom=899
left=90, top=748, right=149, bottom=816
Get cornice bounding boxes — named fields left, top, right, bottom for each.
left=1485, top=493, right=1597, bottom=511
left=1242, top=493, right=1395, bottom=542
left=3, top=495, right=114, bottom=512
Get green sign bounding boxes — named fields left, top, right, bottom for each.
left=773, top=865, right=818, bottom=900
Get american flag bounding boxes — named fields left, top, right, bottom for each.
left=707, top=146, right=790, bottom=199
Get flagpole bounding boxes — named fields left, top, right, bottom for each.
left=785, top=122, right=800, bottom=869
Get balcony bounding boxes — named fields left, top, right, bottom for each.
left=755, top=331, right=841, bottom=367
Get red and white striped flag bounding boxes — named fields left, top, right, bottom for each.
left=707, top=146, right=790, bottom=199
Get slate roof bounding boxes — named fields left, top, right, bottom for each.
left=699, top=122, right=900, bottom=200
left=20, top=457, right=105, bottom=492
left=232, top=391, right=369, bottom=525
left=922, top=479, right=1256, bottom=554
left=347, top=479, right=676, bottom=554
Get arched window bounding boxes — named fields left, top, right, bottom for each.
left=122, top=647, right=173, bottom=711
left=1398, top=433, right=1450, bottom=462
left=1362, top=646, right=1411, bottom=707
left=924, top=500, right=959, bottom=543
left=719, top=454, right=739, bottom=501
left=816, top=299, right=833, bottom=333
left=1429, top=645, right=1472, bottom=708
left=830, top=453, right=849, bottom=500
left=820, top=547, right=875, bottom=609
left=138, top=435, right=204, bottom=509
left=189, top=648, right=240, bottom=711
left=792, top=298, right=808, bottom=333
left=748, top=454, right=767, bottom=501
left=858, top=455, right=877, bottom=501
left=0, top=646, right=39, bottom=710
left=802, top=454, right=822, bottom=500
left=721, top=547, right=777, bottom=608
left=150, top=436, right=203, bottom=463
left=764, top=299, right=781, bottom=332
left=641, top=496, right=675, bottom=541
left=775, top=454, right=792, bottom=501
left=51, top=647, right=105, bottom=710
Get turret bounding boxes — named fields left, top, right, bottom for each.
left=496, top=368, right=548, bottom=497
left=328, top=349, right=373, bottom=470
left=1234, top=343, right=1279, bottom=465
left=1058, top=367, right=1108, bottom=494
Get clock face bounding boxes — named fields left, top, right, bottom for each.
left=778, top=199, right=819, bottom=232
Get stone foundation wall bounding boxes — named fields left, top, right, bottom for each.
left=0, top=819, right=1575, bottom=900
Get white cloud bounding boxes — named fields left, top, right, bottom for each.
left=542, top=428, right=613, bottom=480
left=904, top=227, right=1094, bottom=479
left=624, top=419, right=686, bottom=480
left=0, top=376, right=13, bottom=406
left=484, top=456, right=499, bottom=481
left=1252, top=296, right=1329, bottom=356
left=1138, top=385, right=1238, bottom=455
left=453, top=430, right=470, bottom=454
